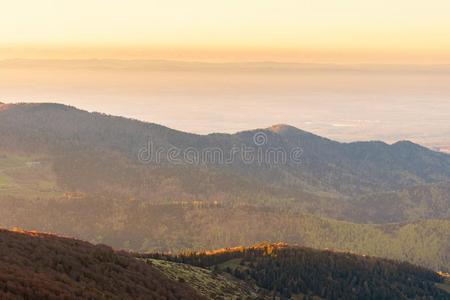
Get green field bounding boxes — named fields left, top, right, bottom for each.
left=0, top=152, right=62, bottom=198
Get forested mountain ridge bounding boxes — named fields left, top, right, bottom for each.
left=143, top=243, right=450, bottom=299
left=3, top=228, right=447, bottom=300
left=1, top=102, right=449, bottom=274
left=1, top=102, right=449, bottom=223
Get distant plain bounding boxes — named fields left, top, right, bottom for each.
left=1, top=60, right=449, bottom=151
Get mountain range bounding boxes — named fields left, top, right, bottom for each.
left=0, top=102, right=449, bottom=271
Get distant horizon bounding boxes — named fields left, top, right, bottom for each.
left=3, top=1, right=450, bottom=67
left=2, top=0, right=450, bottom=64
left=2, top=101, right=449, bottom=155
left=2, top=0, right=449, bottom=155
left=4, top=58, right=450, bottom=66
left=2, top=48, right=450, bottom=65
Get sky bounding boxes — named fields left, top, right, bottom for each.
left=0, top=0, right=449, bottom=150
left=1, top=0, right=450, bottom=63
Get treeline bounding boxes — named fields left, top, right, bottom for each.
left=1, top=196, right=449, bottom=272
left=147, top=244, right=448, bottom=299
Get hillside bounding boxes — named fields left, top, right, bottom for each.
left=3, top=228, right=446, bottom=300
left=0, top=102, right=449, bottom=223
left=1, top=198, right=449, bottom=271
left=146, top=258, right=267, bottom=299
left=0, top=102, right=449, bottom=274
left=0, top=228, right=204, bottom=300
left=145, top=243, right=450, bottom=299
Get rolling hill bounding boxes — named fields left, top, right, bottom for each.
left=1, top=199, right=449, bottom=271
left=1, top=228, right=448, bottom=300
left=143, top=243, right=450, bottom=299
left=0, top=228, right=204, bottom=300
left=0, top=102, right=449, bottom=223
left=0, top=102, right=449, bottom=273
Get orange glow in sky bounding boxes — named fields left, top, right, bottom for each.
left=1, top=0, right=450, bottom=62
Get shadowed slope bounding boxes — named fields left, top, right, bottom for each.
left=0, top=229, right=204, bottom=300
left=146, top=243, right=449, bottom=299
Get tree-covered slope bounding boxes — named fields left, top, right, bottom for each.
left=0, top=102, right=449, bottom=275
left=1, top=197, right=449, bottom=272
left=1, top=102, right=449, bottom=223
left=1, top=103, right=449, bottom=193
left=0, top=229, right=204, bottom=300
left=144, top=243, right=450, bottom=299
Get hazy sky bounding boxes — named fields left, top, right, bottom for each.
left=1, top=61, right=449, bottom=151
left=1, top=1, right=449, bottom=150
left=1, top=0, right=450, bottom=63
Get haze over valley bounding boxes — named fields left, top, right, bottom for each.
left=1, top=60, right=449, bottom=152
